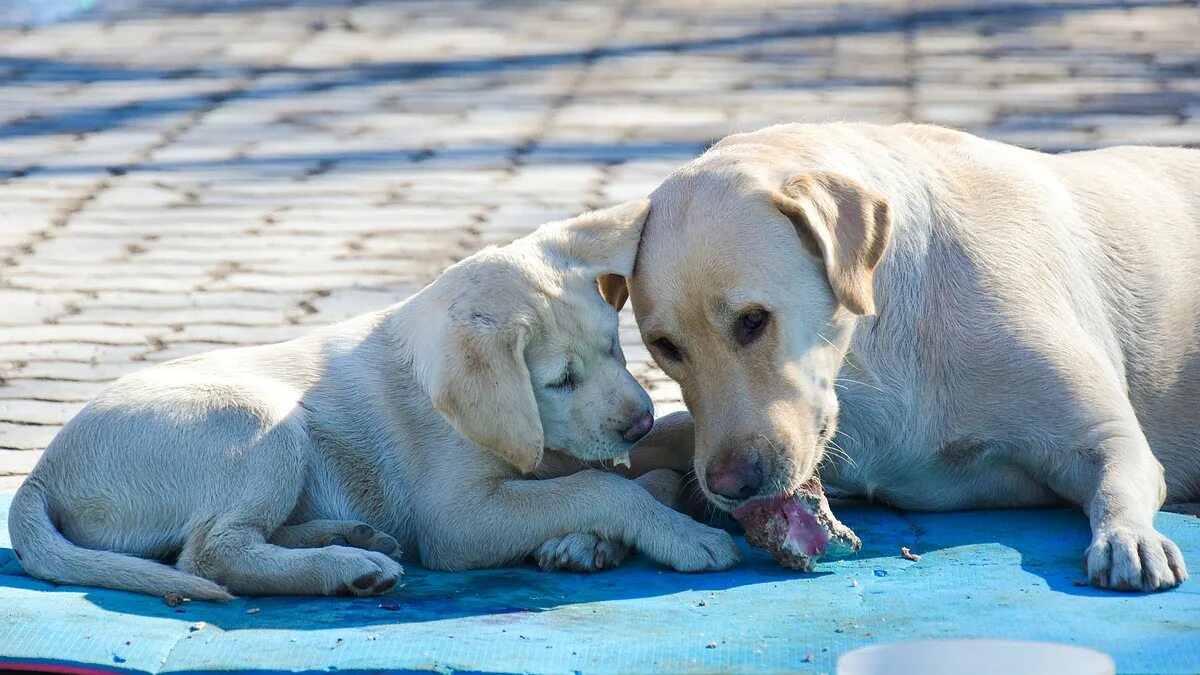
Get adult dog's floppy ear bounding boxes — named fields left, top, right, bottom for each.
left=772, top=171, right=892, bottom=316
left=537, top=199, right=650, bottom=311
left=428, top=317, right=543, bottom=473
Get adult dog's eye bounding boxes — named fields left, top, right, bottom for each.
left=736, top=309, right=769, bottom=346
left=651, top=337, right=684, bottom=363
left=548, top=366, right=575, bottom=390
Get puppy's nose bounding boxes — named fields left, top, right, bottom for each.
left=622, top=411, right=654, bottom=442
left=705, top=452, right=763, bottom=500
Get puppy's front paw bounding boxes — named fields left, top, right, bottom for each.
left=644, top=518, right=741, bottom=573
left=1085, top=526, right=1187, bottom=592
left=535, top=532, right=629, bottom=572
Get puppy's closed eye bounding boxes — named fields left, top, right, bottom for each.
left=547, top=365, right=575, bottom=390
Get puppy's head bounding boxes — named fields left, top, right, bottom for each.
left=624, top=161, right=892, bottom=511
left=415, top=200, right=655, bottom=473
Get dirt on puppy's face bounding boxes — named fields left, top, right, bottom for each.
left=626, top=149, right=891, bottom=511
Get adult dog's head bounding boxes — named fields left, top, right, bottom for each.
left=411, top=201, right=655, bottom=473
left=604, top=129, right=894, bottom=510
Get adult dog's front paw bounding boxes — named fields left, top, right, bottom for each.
left=1085, top=526, right=1188, bottom=592
left=535, top=533, right=629, bottom=572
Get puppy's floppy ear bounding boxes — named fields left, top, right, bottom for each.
left=537, top=199, right=650, bottom=311
left=772, top=171, right=892, bottom=316
left=427, top=317, right=543, bottom=473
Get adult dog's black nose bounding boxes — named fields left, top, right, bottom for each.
left=622, top=411, right=654, bottom=442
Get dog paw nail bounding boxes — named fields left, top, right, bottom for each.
left=352, top=572, right=379, bottom=590
left=372, top=576, right=399, bottom=594
left=372, top=538, right=398, bottom=555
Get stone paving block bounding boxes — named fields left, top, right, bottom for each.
left=0, top=379, right=109, bottom=403
left=0, top=449, right=44, bottom=470
left=911, top=102, right=999, bottom=129
left=207, top=271, right=424, bottom=293
left=25, top=236, right=138, bottom=262
left=137, top=341, right=225, bottom=363
left=3, top=272, right=208, bottom=294
left=165, top=323, right=310, bottom=346
left=0, top=291, right=83, bottom=326
left=7, top=360, right=145, bottom=382
left=10, top=261, right=214, bottom=280
left=300, top=286, right=424, bottom=325
left=0, top=343, right=144, bottom=364
left=56, top=306, right=293, bottom=327
left=244, top=258, right=443, bottom=277
left=349, top=233, right=473, bottom=260
left=1097, top=123, right=1200, bottom=147
left=88, top=290, right=304, bottom=312
left=0, top=399, right=86, bottom=426
left=0, top=325, right=162, bottom=346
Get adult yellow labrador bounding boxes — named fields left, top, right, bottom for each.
left=607, top=123, right=1199, bottom=592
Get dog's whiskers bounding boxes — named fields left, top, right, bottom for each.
left=832, top=428, right=859, bottom=444
left=817, top=333, right=840, bottom=350
left=824, top=438, right=858, bottom=470
left=836, top=376, right=886, bottom=394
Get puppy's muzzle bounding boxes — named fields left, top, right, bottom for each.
left=622, top=411, right=655, bottom=442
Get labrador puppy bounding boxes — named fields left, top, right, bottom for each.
left=9, top=201, right=739, bottom=600
left=609, top=123, right=1198, bottom=592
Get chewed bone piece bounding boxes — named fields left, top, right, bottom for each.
left=733, top=479, right=860, bottom=571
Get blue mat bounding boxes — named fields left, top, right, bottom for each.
left=0, top=494, right=1197, bottom=674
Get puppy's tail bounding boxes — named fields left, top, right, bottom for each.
left=7, top=480, right=232, bottom=601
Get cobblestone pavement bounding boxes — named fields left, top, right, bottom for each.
left=1, top=0, right=1198, bottom=487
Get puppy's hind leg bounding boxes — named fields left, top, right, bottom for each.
left=271, top=520, right=404, bottom=562
left=178, top=424, right=401, bottom=597
left=186, top=523, right=402, bottom=596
